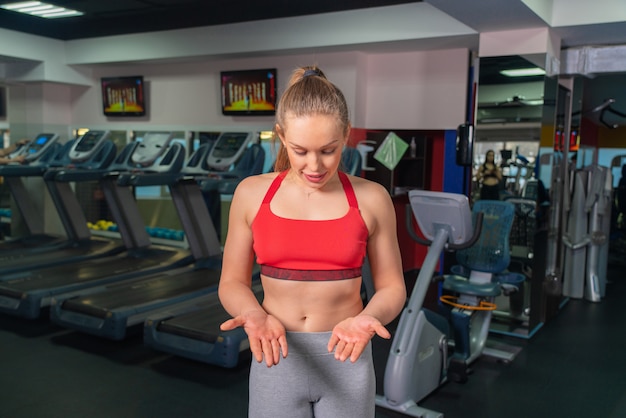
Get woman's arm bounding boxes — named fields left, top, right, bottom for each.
left=0, top=138, right=29, bottom=158
left=0, top=155, right=25, bottom=164
left=494, top=164, right=503, bottom=181
left=475, top=164, right=484, bottom=182
left=360, top=184, right=407, bottom=325
left=218, top=177, right=288, bottom=366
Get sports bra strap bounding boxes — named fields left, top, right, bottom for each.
left=262, top=171, right=288, bottom=204
left=338, top=171, right=359, bottom=208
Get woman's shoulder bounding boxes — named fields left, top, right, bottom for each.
left=345, top=173, right=387, bottom=191
left=233, top=172, right=280, bottom=201
left=345, top=174, right=392, bottom=206
left=239, top=171, right=278, bottom=187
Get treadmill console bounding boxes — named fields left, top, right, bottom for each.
left=206, top=132, right=255, bottom=170
left=68, top=130, right=111, bottom=162
left=131, top=132, right=175, bottom=167
left=22, top=133, right=60, bottom=162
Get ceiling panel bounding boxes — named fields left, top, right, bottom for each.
left=0, top=0, right=422, bottom=40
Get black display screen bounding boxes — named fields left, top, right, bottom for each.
left=212, top=133, right=247, bottom=158
left=75, top=132, right=101, bottom=152
left=221, top=69, right=277, bottom=116
left=102, top=75, right=146, bottom=117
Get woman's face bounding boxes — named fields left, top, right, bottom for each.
left=277, top=113, right=347, bottom=188
left=486, top=151, right=495, bottom=162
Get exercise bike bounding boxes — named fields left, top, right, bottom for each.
left=375, top=190, right=516, bottom=418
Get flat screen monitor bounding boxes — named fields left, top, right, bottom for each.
left=101, top=75, right=146, bottom=117
left=220, top=69, right=277, bottom=116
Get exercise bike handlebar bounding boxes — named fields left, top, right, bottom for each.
left=405, top=204, right=484, bottom=251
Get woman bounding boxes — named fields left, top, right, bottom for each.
left=218, top=66, right=406, bottom=418
left=476, top=149, right=502, bottom=200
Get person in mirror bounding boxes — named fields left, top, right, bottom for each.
left=476, top=149, right=502, bottom=200
left=218, top=65, right=407, bottom=418
left=0, top=138, right=29, bottom=164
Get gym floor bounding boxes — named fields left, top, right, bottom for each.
left=1, top=262, right=625, bottom=417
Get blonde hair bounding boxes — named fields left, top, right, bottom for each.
left=272, top=66, right=350, bottom=172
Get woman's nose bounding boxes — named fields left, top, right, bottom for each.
left=307, top=153, right=321, bottom=169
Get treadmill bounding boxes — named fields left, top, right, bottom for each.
left=0, top=133, right=62, bottom=253
left=144, top=281, right=263, bottom=368
left=49, top=132, right=260, bottom=341
left=0, top=131, right=125, bottom=274
left=0, top=132, right=194, bottom=319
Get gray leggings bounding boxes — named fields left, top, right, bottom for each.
left=248, top=331, right=375, bottom=418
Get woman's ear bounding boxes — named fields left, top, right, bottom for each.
left=275, top=124, right=286, bottom=145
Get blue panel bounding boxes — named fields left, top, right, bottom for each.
left=442, top=129, right=467, bottom=194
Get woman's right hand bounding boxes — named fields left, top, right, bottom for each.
left=220, top=310, right=288, bottom=367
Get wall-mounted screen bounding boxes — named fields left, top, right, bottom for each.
left=221, top=69, right=277, bottom=116
left=101, top=75, right=146, bottom=117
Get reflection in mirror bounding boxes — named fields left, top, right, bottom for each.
left=473, top=54, right=556, bottom=339
left=474, top=55, right=546, bottom=203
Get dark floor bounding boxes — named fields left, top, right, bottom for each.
left=1, top=261, right=625, bottom=418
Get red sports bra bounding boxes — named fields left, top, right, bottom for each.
left=251, top=170, right=368, bottom=281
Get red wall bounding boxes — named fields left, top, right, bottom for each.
left=351, top=128, right=446, bottom=271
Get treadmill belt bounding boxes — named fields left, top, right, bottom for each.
left=61, top=268, right=221, bottom=314
left=0, top=237, right=121, bottom=270
left=157, top=306, right=228, bottom=343
left=3, top=247, right=177, bottom=292
left=0, top=234, right=63, bottom=252
left=155, top=284, right=264, bottom=342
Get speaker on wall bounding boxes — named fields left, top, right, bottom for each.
left=456, top=123, right=474, bottom=166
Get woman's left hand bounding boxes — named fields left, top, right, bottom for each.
left=327, top=314, right=390, bottom=363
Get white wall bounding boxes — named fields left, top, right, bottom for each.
left=66, top=49, right=469, bottom=132
left=364, top=48, right=469, bottom=129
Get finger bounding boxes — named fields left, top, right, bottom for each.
left=373, top=324, right=391, bottom=340
left=278, top=335, right=288, bottom=358
left=327, top=333, right=340, bottom=353
left=271, top=339, right=281, bottom=365
left=350, top=341, right=368, bottom=363
left=338, top=342, right=355, bottom=362
left=333, top=340, right=348, bottom=360
left=261, top=339, right=275, bottom=367
left=220, top=317, right=243, bottom=331
left=248, top=339, right=264, bottom=363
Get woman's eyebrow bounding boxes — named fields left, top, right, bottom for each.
left=288, top=139, right=340, bottom=148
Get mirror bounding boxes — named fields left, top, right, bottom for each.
left=473, top=54, right=557, bottom=338
left=473, top=55, right=545, bottom=203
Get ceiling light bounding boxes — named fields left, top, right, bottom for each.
left=40, top=9, right=81, bottom=18
left=0, top=1, right=83, bottom=18
left=0, top=1, right=40, bottom=9
left=29, top=7, right=63, bottom=15
left=500, top=68, right=546, bottom=77
left=16, top=4, right=52, bottom=12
